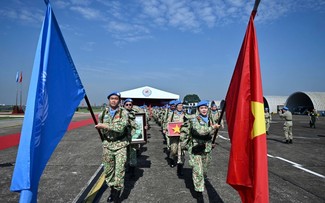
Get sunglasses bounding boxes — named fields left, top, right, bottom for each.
left=125, top=104, right=133, bottom=106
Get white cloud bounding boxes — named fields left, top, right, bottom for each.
left=70, top=6, right=103, bottom=20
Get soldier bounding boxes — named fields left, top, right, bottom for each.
left=209, top=101, right=224, bottom=128
left=164, top=100, right=186, bottom=175
left=123, top=98, right=138, bottom=179
left=308, top=109, right=318, bottom=128
left=264, top=108, right=271, bottom=135
left=279, top=106, right=293, bottom=144
left=162, top=100, right=176, bottom=160
left=95, top=91, right=132, bottom=203
left=180, top=100, right=220, bottom=202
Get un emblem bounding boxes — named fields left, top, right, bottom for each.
left=142, top=88, right=152, bottom=97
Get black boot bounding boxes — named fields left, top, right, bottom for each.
left=107, top=188, right=116, bottom=202
left=129, top=166, right=135, bottom=179
left=177, top=164, right=183, bottom=176
left=170, top=159, right=175, bottom=168
left=114, top=190, right=121, bottom=203
left=196, top=191, right=204, bottom=203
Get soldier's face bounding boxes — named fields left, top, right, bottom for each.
left=109, top=95, right=120, bottom=108
left=124, top=102, right=133, bottom=110
left=170, top=105, right=176, bottom=111
left=176, top=104, right=183, bottom=111
left=199, top=106, right=208, bottom=116
left=211, top=106, right=217, bottom=111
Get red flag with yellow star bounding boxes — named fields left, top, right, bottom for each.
left=225, top=10, right=269, bottom=203
left=167, top=122, right=183, bottom=136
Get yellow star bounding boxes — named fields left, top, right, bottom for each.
left=251, top=101, right=266, bottom=139
left=172, top=124, right=181, bottom=134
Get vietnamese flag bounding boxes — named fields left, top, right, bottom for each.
left=225, top=10, right=269, bottom=203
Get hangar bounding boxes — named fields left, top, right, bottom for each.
left=285, top=92, right=325, bottom=114
left=263, top=96, right=287, bottom=113
left=120, top=86, right=179, bottom=106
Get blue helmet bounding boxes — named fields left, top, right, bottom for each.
left=282, top=106, right=289, bottom=111
left=197, top=100, right=209, bottom=108
left=107, top=91, right=121, bottom=99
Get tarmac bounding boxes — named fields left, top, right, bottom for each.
left=0, top=112, right=324, bottom=202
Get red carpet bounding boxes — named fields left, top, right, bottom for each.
left=0, top=117, right=95, bottom=151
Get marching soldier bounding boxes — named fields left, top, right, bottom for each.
left=95, top=91, right=132, bottom=203
left=279, top=106, right=293, bottom=144
left=123, top=98, right=138, bottom=179
left=164, top=100, right=186, bottom=175
left=209, top=101, right=224, bottom=128
left=264, top=108, right=271, bottom=135
left=180, top=100, right=220, bottom=202
left=162, top=100, right=176, bottom=159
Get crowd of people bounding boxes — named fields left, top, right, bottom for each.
left=94, top=90, right=319, bottom=202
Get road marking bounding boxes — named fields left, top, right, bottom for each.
left=267, top=155, right=325, bottom=179
left=219, top=135, right=325, bottom=179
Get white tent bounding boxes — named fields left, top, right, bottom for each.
left=120, top=86, right=179, bottom=100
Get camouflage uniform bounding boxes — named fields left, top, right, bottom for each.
left=164, top=111, right=185, bottom=165
left=180, top=114, right=215, bottom=192
left=279, top=109, right=293, bottom=143
left=98, top=107, right=132, bottom=190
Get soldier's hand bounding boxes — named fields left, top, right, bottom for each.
left=212, top=124, right=220, bottom=129
left=95, top=123, right=108, bottom=130
left=212, top=143, right=216, bottom=149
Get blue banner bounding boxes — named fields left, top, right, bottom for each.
left=10, top=2, right=86, bottom=202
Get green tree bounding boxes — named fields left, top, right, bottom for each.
left=183, top=94, right=201, bottom=104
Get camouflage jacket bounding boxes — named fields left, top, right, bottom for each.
left=163, top=111, right=185, bottom=132
left=180, top=114, right=215, bottom=153
left=98, top=107, right=133, bottom=150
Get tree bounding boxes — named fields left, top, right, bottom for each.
left=183, top=94, right=201, bottom=104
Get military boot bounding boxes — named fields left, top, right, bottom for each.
left=196, top=191, right=204, bottom=203
left=107, top=187, right=116, bottom=202
left=177, top=164, right=184, bottom=176
left=114, top=190, right=121, bottom=203
left=129, top=166, right=136, bottom=179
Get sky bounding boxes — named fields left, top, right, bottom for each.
left=0, top=0, right=325, bottom=106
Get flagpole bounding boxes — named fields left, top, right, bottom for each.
left=84, top=94, right=105, bottom=142
left=253, top=0, right=261, bottom=11
left=212, top=101, right=226, bottom=144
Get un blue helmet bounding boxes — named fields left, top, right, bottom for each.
left=107, top=91, right=121, bottom=99
left=196, top=100, right=209, bottom=108
left=283, top=106, right=289, bottom=111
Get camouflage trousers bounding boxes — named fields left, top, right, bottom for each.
left=102, top=146, right=127, bottom=191
left=127, top=144, right=139, bottom=167
left=265, top=121, right=270, bottom=132
left=189, top=152, right=211, bottom=192
left=170, top=136, right=185, bottom=164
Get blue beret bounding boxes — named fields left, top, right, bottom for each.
left=107, top=91, right=121, bottom=99
left=283, top=106, right=288, bottom=111
left=174, top=100, right=182, bottom=106
left=265, top=108, right=268, bottom=110
left=123, top=98, right=133, bottom=105
left=197, top=100, right=209, bottom=108
left=169, top=100, right=176, bottom=105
